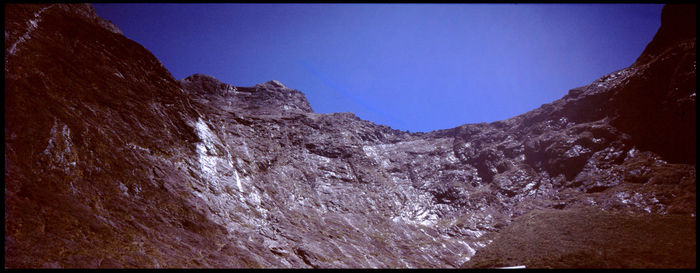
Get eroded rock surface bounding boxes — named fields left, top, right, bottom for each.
left=4, top=3, right=695, bottom=268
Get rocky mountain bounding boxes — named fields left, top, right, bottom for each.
left=4, top=3, right=695, bottom=268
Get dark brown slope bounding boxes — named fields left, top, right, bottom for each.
left=464, top=208, right=696, bottom=268
left=4, top=4, right=238, bottom=268
left=617, top=4, right=696, bottom=164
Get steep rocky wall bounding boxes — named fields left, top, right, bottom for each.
left=5, top=4, right=234, bottom=268
left=4, top=3, right=695, bottom=268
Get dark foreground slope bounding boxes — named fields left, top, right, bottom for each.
left=465, top=208, right=696, bottom=268
left=5, top=4, right=235, bottom=267
left=5, top=4, right=695, bottom=268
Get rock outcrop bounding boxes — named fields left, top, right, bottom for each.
left=4, top=3, right=695, bottom=268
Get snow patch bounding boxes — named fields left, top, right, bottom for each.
left=234, top=170, right=244, bottom=193
left=523, top=181, right=537, bottom=192
left=464, top=229, right=486, bottom=239
left=194, top=118, right=221, bottom=178
left=446, top=153, right=458, bottom=163
left=241, top=141, right=251, bottom=158
left=43, top=120, right=76, bottom=172
left=456, top=240, right=476, bottom=258
left=565, top=144, right=590, bottom=158
left=8, top=5, right=53, bottom=56
left=362, top=145, right=377, bottom=157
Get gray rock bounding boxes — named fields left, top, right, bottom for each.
left=4, top=3, right=695, bottom=269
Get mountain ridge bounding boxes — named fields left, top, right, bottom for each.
left=4, top=3, right=695, bottom=268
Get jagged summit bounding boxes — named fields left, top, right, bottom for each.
left=179, top=73, right=236, bottom=96
left=4, top=3, right=122, bottom=64
left=179, top=74, right=313, bottom=114
left=180, top=74, right=290, bottom=95
left=256, top=79, right=288, bottom=89
left=182, top=73, right=221, bottom=82
left=634, top=4, right=696, bottom=66
left=55, top=3, right=123, bottom=35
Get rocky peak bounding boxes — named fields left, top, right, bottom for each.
left=634, top=4, right=696, bottom=66
left=54, top=3, right=123, bottom=35
left=615, top=4, right=696, bottom=164
left=180, top=75, right=313, bottom=114
left=257, top=79, right=288, bottom=89
left=4, top=3, right=121, bottom=48
left=249, top=79, right=313, bottom=113
left=179, top=73, right=236, bottom=96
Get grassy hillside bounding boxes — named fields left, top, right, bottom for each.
left=463, top=207, right=696, bottom=268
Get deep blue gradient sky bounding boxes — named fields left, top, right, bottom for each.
left=93, top=4, right=663, bottom=132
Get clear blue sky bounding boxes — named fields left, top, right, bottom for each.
left=93, top=4, right=663, bottom=132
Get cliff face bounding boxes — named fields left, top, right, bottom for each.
left=4, top=4, right=695, bottom=268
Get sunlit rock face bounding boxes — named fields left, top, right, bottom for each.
left=4, top=3, right=695, bottom=269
